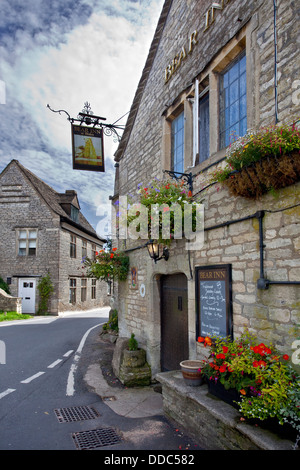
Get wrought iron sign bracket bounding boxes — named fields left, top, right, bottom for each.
left=47, top=102, right=125, bottom=143
left=163, top=170, right=194, bottom=193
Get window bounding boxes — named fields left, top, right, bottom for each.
left=171, top=111, right=184, bottom=174
left=219, top=51, right=247, bottom=149
left=82, top=240, right=87, bottom=258
left=69, top=279, right=76, bottom=304
left=81, top=278, right=87, bottom=302
left=70, top=235, right=76, bottom=258
left=70, top=205, right=79, bottom=223
left=91, top=244, right=97, bottom=260
left=198, top=92, right=210, bottom=163
left=17, top=229, right=37, bottom=256
left=91, top=278, right=96, bottom=299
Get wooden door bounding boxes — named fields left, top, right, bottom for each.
left=161, top=273, right=188, bottom=371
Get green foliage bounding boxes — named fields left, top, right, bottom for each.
left=278, top=381, right=300, bottom=432
left=128, top=333, right=138, bottom=351
left=0, top=311, right=33, bottom=321
left=210, top=121, right=300, bottom=183
left=125, top=178, right=197, bottom=245
left=102, top=309, right=118, bottom=332
left=37, top=273, right=54, bottom=315
left=84, top=248, right=129, bottom=282
left=0, top=277, right=10, bottom=294
left=199, top=332, right=300, bottom=430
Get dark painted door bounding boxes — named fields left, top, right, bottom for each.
left=161, top=273, right=188, bottom=371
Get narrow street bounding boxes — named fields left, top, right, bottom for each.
left=0, top=308, right=203, bottom=454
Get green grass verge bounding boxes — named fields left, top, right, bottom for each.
left=0, top=311, right=33, bottom=322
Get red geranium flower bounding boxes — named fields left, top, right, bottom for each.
left=283, top=354, right=289, bottom=360
left=216, top=353, right=226, bottom=360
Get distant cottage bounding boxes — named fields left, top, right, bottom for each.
left=0, top=160, right=109, bottom=314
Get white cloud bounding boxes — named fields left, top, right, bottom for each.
left=0, top=0, right=165, bottom=229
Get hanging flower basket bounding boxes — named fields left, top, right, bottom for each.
left=210, top=121, right=300, bottom=199
left=83, top=248, right=129, bottom=282
left=224, top=152, right=300, bottom=199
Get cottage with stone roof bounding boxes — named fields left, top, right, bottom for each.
left=0, top=159, right=109, bottom=314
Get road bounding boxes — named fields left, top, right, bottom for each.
left=0, top=307, right=203, bottom=454
left=0, top=308, right=109, bottom=450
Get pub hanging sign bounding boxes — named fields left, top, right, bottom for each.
left=196, top=264, right=233, bottom=340
left=71, top=124, right=104, bottom=172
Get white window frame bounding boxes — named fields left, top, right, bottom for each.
left=17, top=228, right=37, bottom=256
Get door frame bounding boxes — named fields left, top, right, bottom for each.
left=18, top=278, right=37, bottom=314
left=160, top=272, right=189, bottom=371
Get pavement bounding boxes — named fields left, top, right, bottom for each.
left=83, top=331, right=165, bottom=419
left=78, top=322, right=205, bottom=451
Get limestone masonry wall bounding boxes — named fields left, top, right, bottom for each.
left=115, top=0, right=300, bottom=374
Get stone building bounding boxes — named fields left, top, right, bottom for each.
left=0, top=159, right=109, bottom=314
left=112, top=0, right=300, bottom=376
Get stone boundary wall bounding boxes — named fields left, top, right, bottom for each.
left=157, top=371, right=296, bottom=451
left=0, top=288, right=22, bottom=314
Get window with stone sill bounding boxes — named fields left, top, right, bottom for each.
left=219, top=50, right=247, bottom=149
left=17, top=229, right=37, bottom=256
left=171, top=111, right=184, bottom=175
left=69, top=278, right=76, bottom=304
left=82, top=240, right=87, bottom=258
left=81, top=278, right=87, bottom=302
left=91, top=278, right=96, bottom=299
left=198, top=89, right=210, bottom=164
left=91, top=243, right=97, bottom=260
left=70, top=235, right=76, bottom=258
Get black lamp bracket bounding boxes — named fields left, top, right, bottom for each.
left=163, top=170, right=193, bottom=193
left=47, top=102, right=125, bottom=143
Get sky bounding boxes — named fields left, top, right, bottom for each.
left=0, top=0, right=165, bottom=239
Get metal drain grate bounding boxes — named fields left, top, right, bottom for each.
left=54, top=406, right=100, bottom=423
left=72, top=428, right=121, bottom=450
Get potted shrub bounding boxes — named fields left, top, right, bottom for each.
left=210, top=121, right=300, bottom=198
left=119, top=334, right=151, bottom=386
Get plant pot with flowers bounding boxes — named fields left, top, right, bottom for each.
left=210, top=121, right=300, bottom=199
left=198, top=332, right=300, bottom=442
left=83, top=247, right=130, bottom=283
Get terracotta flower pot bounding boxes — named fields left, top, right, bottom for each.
left=180, top=360, right=204, bottom=386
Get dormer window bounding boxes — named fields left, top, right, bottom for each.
left=70, top=205, right=79, bottom=223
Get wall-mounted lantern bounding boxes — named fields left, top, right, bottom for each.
left=146, top=240, right=169, bottom=264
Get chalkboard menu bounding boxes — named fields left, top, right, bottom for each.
left=196, top=265, right=232, bottom=339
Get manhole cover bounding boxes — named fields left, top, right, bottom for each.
left=72, top=428, right=121, bottom=450
left=54, top=406, right=100, bottom=423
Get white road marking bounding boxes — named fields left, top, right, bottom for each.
left=20, top=371, right=45, bottom=383
left=66, top=323, right=105, bottom=396
left=0, top=388, right=16, bottom=399
left=63, top=350, right=74, bottom=357
left=47, top=359, right=63, bottom=368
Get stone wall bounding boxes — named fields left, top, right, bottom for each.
left=0, top=288, right=22, bottom=314
left=157, top=371, right=296, bottom=450
left=114, top=0, right=300, bottom=374
left=57, top=227, right=110, bottom=312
